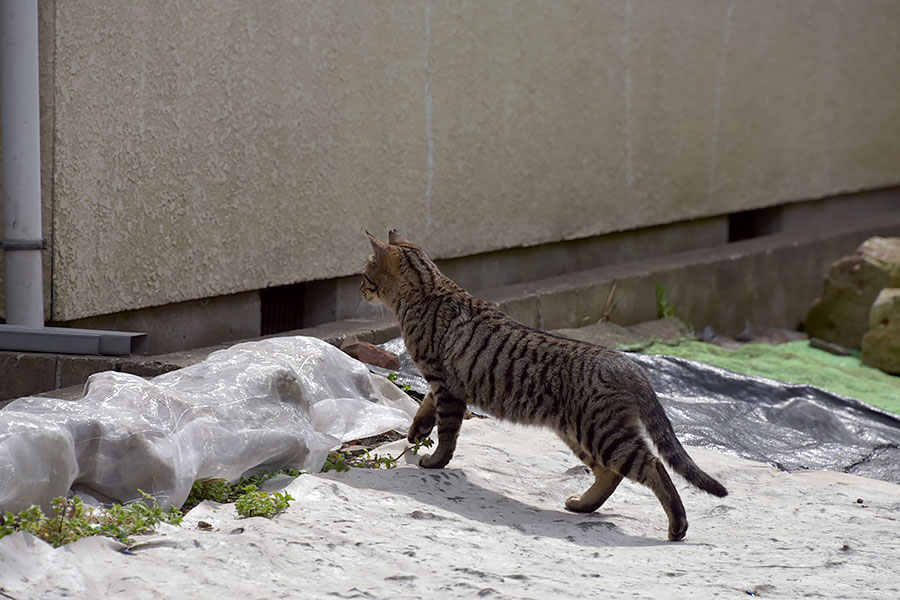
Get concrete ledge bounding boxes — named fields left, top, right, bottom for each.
left=484, top=217, right=900, bottom=334
left=3, top=209, right=900, bottom=406
left=0, top=316, right=403, bottom=407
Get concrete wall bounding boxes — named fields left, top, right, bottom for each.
left=2, top=0, right=900, bottom=325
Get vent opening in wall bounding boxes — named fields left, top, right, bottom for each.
left=728, top=206, right=783, bottom=242
left=260, top=279, right=340, bottom=335
left=260, top=283, right=306, bottom=336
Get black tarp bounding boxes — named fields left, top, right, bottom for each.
left=377, top=339, right=900, bottom=485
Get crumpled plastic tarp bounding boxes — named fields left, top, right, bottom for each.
left=379, top=338, right=900, bottom=485
left=0, top=336, right=417, bottom=514
left=627, top=353, right=900, bottom=484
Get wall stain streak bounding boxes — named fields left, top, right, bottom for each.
left=424, top=0, right=434, bottom=238
left=707, top=0, right=736, bottom=204
left=623, top=0, right=633, bottom=187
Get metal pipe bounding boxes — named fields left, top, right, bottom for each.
left=1, top=0, right=44, bottom=327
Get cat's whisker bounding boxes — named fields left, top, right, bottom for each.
left=350, top=294, right=367, bottom=316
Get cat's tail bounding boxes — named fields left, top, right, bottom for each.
left=640, top=392, right=728, bottom=497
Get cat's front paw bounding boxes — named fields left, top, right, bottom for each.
left=565, top=494, right=596, bottom=513
left=407, top=415, right=436, bottom=444
left=417, top=452, right=450, bottom=469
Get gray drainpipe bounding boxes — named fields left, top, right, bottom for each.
left=1, top=0, right=44, bottom=328
left=0, top=0, right=146, bottom=356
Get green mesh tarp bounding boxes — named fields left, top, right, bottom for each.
left=639, top=340, right=900, bottom=415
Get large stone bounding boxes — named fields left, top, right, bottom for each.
left=340, top=336, right=401, bottom=371
left=862, top=288, right=900, bottom=374
left=806, top=237, right=900, bottom=349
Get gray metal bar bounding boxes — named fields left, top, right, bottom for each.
left=0, top=239, right=47, bottom=251
left=0, top=325, right=148, bottom=356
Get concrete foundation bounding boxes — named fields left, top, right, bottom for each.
left=64, top=291, right=261, bottom=356
left=2, top=191, right=899, bottom=405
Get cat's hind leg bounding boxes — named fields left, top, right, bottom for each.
left=559, top=434, right=624, bottom=513
left=604, top=440, right=688, bottom=542
left=640, top=458, right=688, bottom=542
left=565, top=465, right=623, bottom=513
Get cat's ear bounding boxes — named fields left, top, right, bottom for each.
left=388, top=229, right=410, bottom=245
left=367, top=231, right=388, bottom=258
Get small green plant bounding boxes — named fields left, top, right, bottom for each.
left=183, top=469, right=302, bottom=512
left=655, top=283, right=676, bottom=319
left=386, top=371, right=412, bottom=393
left=322, top=451, right=352, bottom=473
left=233, top=485, right=294, bottom=519
left=241, top=468, right=301, bottom=487
left=184, top=480, right=232, bottom=508
left=322, top=437, right=435, bottom=473
left=390, top=436, right=434, bottom=462
left=410, top=437, right=434, bottom=455
left=322, top=449, right=396, bottom=472
left=0, top=492, right=183, bottom=548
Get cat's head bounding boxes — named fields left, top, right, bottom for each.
left=361, top=230, right=435, bottom=310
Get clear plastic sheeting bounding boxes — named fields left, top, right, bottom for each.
left=0, top=336, right=416, bottom=514
left=380, top=338, right=900, bottom=484
left=370, top=338, right=430, bottom=397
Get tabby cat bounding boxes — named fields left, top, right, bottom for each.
left=361, top=230, right=727, bottom=541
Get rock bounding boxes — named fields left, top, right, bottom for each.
left=862, top=236, right=900, bottom=281
left=340, top=336, right=401, bottom=370
left=554, top=317, right=693, bottom=350
left=862, top=288, right=900, bottom=374
left=806, top=237, right=900, bottom=349
left=809, top=337, right=853, bottom=356
left=733, top=324, right=807, bottom=345
left=626, top=318, right=694, bottom=345
left=553, top=321, right=638, bottom=348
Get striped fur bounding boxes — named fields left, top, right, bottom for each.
left=362, top=231, right=727, bottom=541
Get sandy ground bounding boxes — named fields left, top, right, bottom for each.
left=2, top=418, right=899, bottom=599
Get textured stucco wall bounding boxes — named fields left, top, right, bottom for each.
left=13, top=0, right=900, bottom=321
